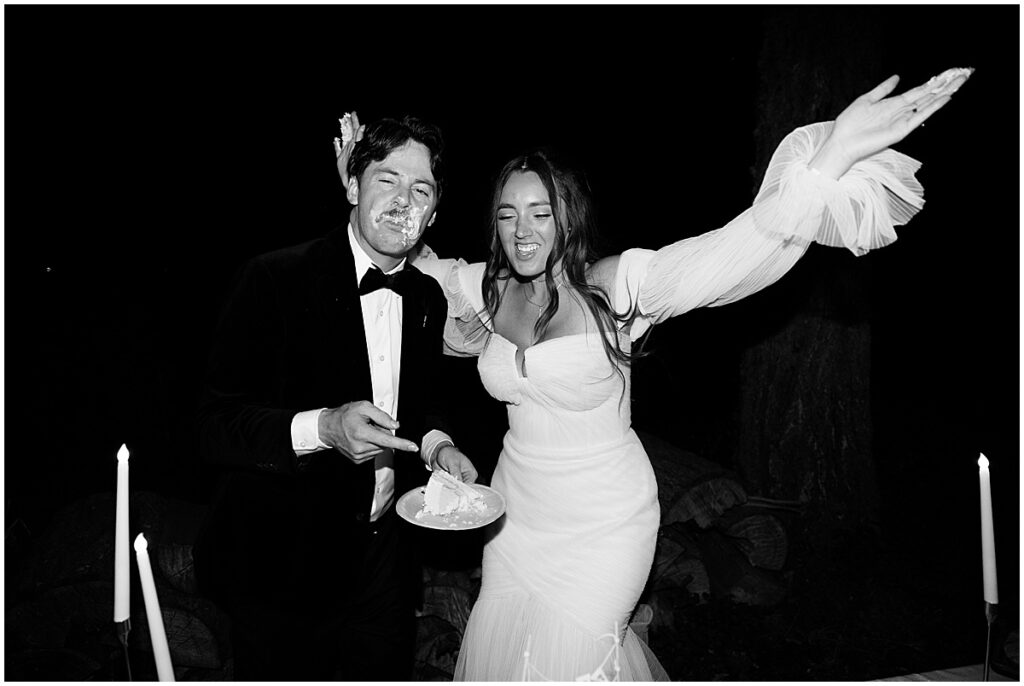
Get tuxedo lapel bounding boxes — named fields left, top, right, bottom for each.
left=397, top=269, right=425, bottom=420
left=315, top=228, right=372, bottom=401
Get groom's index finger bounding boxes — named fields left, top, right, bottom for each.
left=356, top=404, right=418, bottom=452
left=358, top=402, right=400, bottom=431
left=361, top=425, right=419, bottom=453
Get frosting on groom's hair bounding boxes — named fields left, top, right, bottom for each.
left=347, top=115, right=446, bottom=202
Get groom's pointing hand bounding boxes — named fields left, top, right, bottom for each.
left=319, top=401, right=419, bottom=464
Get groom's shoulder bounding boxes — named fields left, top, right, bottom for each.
left=404, top=263, right=447, bottom=318
left=406, top=262, right=445, bottom=300
left=251, top=226, right=346, bottom=273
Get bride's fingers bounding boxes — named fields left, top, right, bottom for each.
left=908, top=81, right=962, bottom=116
left=930, top=68, right=974, bottom=95
left=898, top=81, right=936, bottom=106
left=897, top=80, right=955, bottom=116
left=865, top=74, right=901, bottom=103
left=902, top=90, right=941, bottom=116
left=351, top=113, right=363, bottom=143
left=907, top=94, right=952, bottom=129
left=943, top=74, right=971, bottom=97
left=899, top=69, right=972, bottom=108
left=916, top=69, right=973, bottom=101
left=921, top=75, right=969, bottom=101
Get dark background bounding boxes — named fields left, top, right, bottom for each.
left=5, top=4, right=1019, bottom=679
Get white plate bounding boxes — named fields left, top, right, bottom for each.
left=396, top=483, right=506, bottom=531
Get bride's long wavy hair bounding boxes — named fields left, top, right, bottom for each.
left=481, top=149, right=639, bottom=375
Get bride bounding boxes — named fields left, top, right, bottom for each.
left=337, top=67, right=971, bottom=680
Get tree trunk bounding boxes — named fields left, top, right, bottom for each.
left=735, top=8, right=886, bottom=536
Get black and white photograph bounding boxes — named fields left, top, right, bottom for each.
left=4, top=3, right=1020, bottom=682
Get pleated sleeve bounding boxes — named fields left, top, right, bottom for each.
left=615, top=121, right=925, bottom=341
left=410, top=246, right=491, bottom=357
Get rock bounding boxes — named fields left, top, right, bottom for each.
left=13, top=493, right=116, bottom=595
left=647, top=587, right=695, bottom=635
left=6, top=581, right=113, bottom=650
left=421, top=579, right=475, bottom=635
left=715, top=507, right=788, bottom=571
left=13, top=491, right=209, bottom=598
left=5, top=648, right=102, bottom=681
left=650, top=522, right=711, bottom=598
left=646, top=523, right=711, bottom=635
left=638, top=430, right=747, bottom=528
left=668, top=476, right=748, bottom=529
left=629, top=603, right=654, bottom=644
left=698, top=530, right=786, bottom=606
left=134, top=491, right=207, bottom=593
left=156, top=542, right=199, bottom=595
left=414, top=614, right=462, bottom=680
left=130, top=586, right=228, bottom=670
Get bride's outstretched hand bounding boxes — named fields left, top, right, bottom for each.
left=334, top=111, right=365, bottom=188
left=810, top=67, right=974, bottom=179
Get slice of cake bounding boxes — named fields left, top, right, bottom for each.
left=421, top=468, right=484, bottom=516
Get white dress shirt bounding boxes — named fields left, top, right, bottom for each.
left=291, top=224, right=453, bottom=520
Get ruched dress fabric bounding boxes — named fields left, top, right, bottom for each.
left=411, top=121, right=925, bottom=681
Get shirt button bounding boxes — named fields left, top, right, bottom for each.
left=299, top=440, right=307, bottom=448
left=378, top=354, right=385, bottom=362
left=378, top=310, right=384, bottom=317
left=378, top=400, right=385, bottom=407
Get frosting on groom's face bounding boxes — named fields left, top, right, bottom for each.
left=375, top=204, right=428, bottom=244
left=348, top=140, right=437, bottom=267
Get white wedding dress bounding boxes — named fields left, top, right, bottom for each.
left=413, top=122, right=926, bottom=681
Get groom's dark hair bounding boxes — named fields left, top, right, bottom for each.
left=347, top=115, right=446, bottom=202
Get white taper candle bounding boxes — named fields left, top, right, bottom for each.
left=134, top=534, right=175, bottom=681
left=977, top=454, right=998, bottom=604
left=114, top=444, right=130, bottom=623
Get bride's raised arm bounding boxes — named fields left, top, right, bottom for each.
left=333, top=68, right=972, bottom=348
left=610, top=68, right=972, bottom=340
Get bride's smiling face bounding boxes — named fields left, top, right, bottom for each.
left=496, top=171, right=558, bottom=279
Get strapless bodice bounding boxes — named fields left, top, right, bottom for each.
left=477, top=332, right=632, bottom=451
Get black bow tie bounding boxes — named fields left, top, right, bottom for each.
left=358, top=266, right=411, bottom=297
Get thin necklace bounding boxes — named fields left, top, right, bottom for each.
left=523, top=280, right=561, bottom=314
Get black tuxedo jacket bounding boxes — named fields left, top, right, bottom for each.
left=195, top=225, right=448, bottom=610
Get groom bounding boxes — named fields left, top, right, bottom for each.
left=195, top=115, right=477, bottom=680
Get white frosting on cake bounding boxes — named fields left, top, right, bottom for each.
left=422, top=469, right=484, bottom=516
